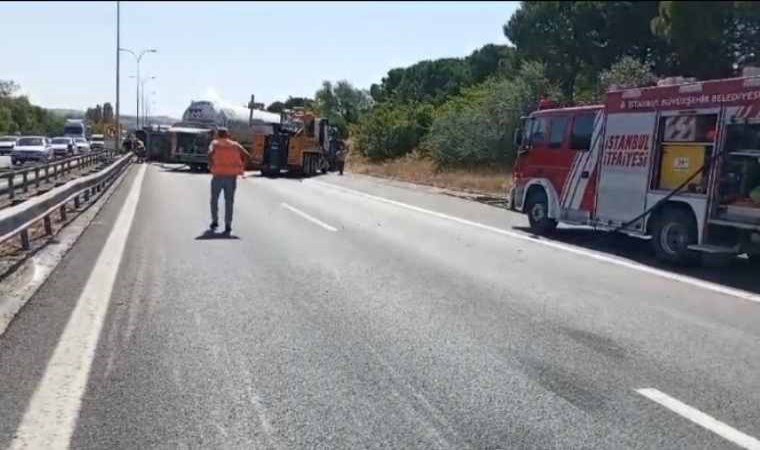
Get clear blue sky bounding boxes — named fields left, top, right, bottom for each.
left=2, top=1, right=518, bottom=118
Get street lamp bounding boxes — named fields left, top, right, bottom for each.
left=145, top=91, right=157, bottom=124
left=130, top=75, right=156, bottom=127
left=119, top=47, right=157, bottom=129
left=142, top=77, right=156, bottom=124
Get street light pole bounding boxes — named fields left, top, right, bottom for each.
left=119, top=47, right=157, bottom=130
left=141, top=77, right=156, bottom=125
left=115, top=1, right=120, bottom=149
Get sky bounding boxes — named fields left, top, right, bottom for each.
left=2, top=1, right=518, bottom=119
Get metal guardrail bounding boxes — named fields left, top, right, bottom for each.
left=0, top=152, right=132, bottom=250
left=0, top=149, right=118, bottom=202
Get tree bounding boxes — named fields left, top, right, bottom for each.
left=284, top=96, right=313, bottom=110
left=598, top=56, right=657, bottom=93
left=0, top=80, right=63, bottom=135
left=651, top=1, right=734, bottom=79
left=425, top=61, right=560, bottom=168
left=85, top=104, right=103, bottom=124
left=0, top=80, right=20, bottom=98
left=353, top=101, right=433, bottom=161
left=267, top=96, right=314, bottom=113
left=651, top=1, right=760, bottom=79
left=266, top=101, right=286, bottom=113
left=505, top=2, right=662, bottom=100
left=315, top=80, right=372, bottom=137
left=103, top=102, right=114, bottom=123
left=467, top=44, right=516, bottom=83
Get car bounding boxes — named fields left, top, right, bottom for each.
left=90, top=134, right=105, bottom=151
left=50, top=137, right=76, bottom=158
left=73, top=137, right=91, bottom=154
left=0, top=136, right=18, bottom=156
left=11, top=136, right=53, bottom=165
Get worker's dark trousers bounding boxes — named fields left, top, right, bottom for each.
left=210, top=175, right=237, bottom=227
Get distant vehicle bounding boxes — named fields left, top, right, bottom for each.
left=11, top=136, right=52, bottom=164
left=50, top=137, right=76, bottom=157
left=63, top=119, right=89, bottom=140
left=90, top=134, right=105, bottom=151
left=73, top=137, right=91, bottom=154
left=251, top=109, right=333, bottom=177
left=0, top=136, right=18, bottom=156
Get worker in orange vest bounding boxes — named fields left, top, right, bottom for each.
left=208, top=127, right=250, bottom=234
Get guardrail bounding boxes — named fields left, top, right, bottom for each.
left=0, top=149, right=118, bottom=202
left=0, top=152, right=132, bottom=250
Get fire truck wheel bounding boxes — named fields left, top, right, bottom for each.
left=526, top=190, right=557, bottom=235
left=651, top=208, right=698, bottom=265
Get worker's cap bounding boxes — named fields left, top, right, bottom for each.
left=216, top=127, right=229, bottom=137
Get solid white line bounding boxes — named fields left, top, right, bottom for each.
left=307, top=179, right=760, bottom=304
left=10, top=164, right=146, bottom=450
left=281, top=203, right=337, bottom=232
left=637, top=388, right=760, bottom=450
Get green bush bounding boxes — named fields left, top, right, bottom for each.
left=425, top=61, right=559, bottom=168
left=353, top=102, right=433, bottom=161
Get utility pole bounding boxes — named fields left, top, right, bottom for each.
left=115, top=1, right=120, bottom=150
left=119, top=48, right=157, bottom=131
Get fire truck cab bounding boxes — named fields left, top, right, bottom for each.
left=512, top=75, right=760, bottom=265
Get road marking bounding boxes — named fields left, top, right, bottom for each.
left=10, top=164, right=146, bottom=450
left=637, top=388, right=760, bottom=450
left=281, top=203, right=337, bottom=232
left=307, top=179, right=760, bottom=304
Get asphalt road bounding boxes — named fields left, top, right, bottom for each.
left=1, top=163, right=759, bottom=449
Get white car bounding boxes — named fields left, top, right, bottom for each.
left=11, top=136, right=53, bottom=164
left=0, top=136, right=17, bottom=156
left=50, top=137, right=76, bottom=158
left=73, top=137, right=91, bottom=154
left=90, top=134, right=105, bottom=151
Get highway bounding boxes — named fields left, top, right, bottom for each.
left=1, top=163, right=759, bottom=449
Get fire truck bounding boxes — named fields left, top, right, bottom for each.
left=511, top=74, right=760, bottom=265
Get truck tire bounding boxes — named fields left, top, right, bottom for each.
left=651, top=207, right=698, bottom=265
left=525, top=189, right=557, bottom=235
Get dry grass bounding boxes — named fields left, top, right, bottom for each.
left=347, top=153, right=511, bottom=196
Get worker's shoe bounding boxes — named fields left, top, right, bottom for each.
left=223, top=225, right=232, bottom=235
left=210, top=221, right=219, bottom=231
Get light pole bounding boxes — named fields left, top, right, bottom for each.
left=115, top=1, right=120, bottom=149
left=130, top=75, right=155, bottom=127
left=144, top=90, right=157, bottom=125
left=119, top=47, right=157, bottom=129
left=142, top=77, right=156, bottom=125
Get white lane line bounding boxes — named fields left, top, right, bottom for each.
left=637, top=388, right=760, bottom=450
left=10, top=164, right=147, bottom=450
left=281, top=202, right=338, bottom=232
left=307, top=179, right=760, bottom=304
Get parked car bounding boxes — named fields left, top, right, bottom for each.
left=0, top=136, right=18, bottom=156
left=11, top=136, right=53, bottom=164
left=73, top=137, right=91, bottom=154
left=90, top=134, right=105, bottom=151
left=50, top=137, right=76, bottom=158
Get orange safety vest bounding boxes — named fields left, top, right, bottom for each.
left=210, top=138, right=244, bottom=176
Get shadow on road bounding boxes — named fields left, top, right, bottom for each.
left=513, top=226, right=760, bottom=295
left=194, top=230, right=240, bottom=240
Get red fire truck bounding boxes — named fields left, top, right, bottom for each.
left=511, top=75, right=760, bottom=264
